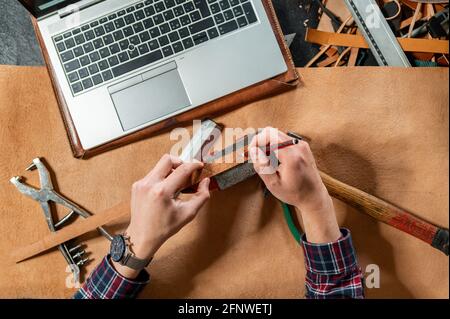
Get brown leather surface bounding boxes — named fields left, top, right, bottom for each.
left=31, top=0, right=299, bottom=159
left=0, top=66, right=448, bottom=298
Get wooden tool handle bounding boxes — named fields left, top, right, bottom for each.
left=320, top=171, right=449, bottom=255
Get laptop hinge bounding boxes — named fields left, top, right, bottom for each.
left=58, top=0, right=106, bottom=19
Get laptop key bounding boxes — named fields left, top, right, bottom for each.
left=55, top=35, right=63, bottom=42
left=237, top=16, right=247, bottom=27
left=108, top=13, right=117, bottom=20
left=82, top=78, right=93, bottom=89
left=143, top=18, right=154, bottom=29
left=218, top=20, right=238, bottom=34
left=154, top=14, right=164, bottom=24
left=81, top=24, right=90, bottom=31
left=214, top=13, right=224, bottom=24
left=100, top=17, right=108, bottom=24
left=242, top=2, right=257, bottom=23
left=130, top=35, right=141, bottom=45
left=93, top=38, right=104, bottom=49
left=219, top=0, right=230, bottom=10
left=133, top=22, right=144, bottom=33
left=174, top=5, right=184, bottom=16
left=124, top=14, right=136, bottom=25
left=84, top=30, right=95, bottom=40
left=113, top=30, right=125, bottom=41
left=193, top=32, right=208, bottom=45
left=210, top=3, right=220, bottom=14
left=189, top=17, right=214, bottom=34
left=160, top=23, right=171, bottom=34
left=223, top=9, right=234, bottom=20
left=148, top=39, right=159, bottom=50
left=149, top=27, right=161, bottom=38
left=63, top=32, right=72, bottom=38
left=233, top=5, right=243, bottom=17
left=118, top=51, right=130, bottom=63
left=72, top=82, right=83, bottom=94
left=190, top=11, right=201, bottom=22
left=193, top=0, right=211, bottom=18
left=180, top=15, right=191, bottom=26
left=74, top=34, right=85, bottom=45
left=159, top=35, right=170, bottom=46
left=123, top=26, right=134, bottom=37
left=230, top=0, right=239, bottom=5
left=162, top=45, right=174, bottom=57
left=170, top=19, right=181, bottom=30
left=112, top=50, right=163, bottom=77
left=138, top=43, right=150, bottom=54
left=102, top=70, right=113, bottom=81
left=79, top=67, right=89, bottom=78
left=168, top=31, right=179, bottom=42
left=109, top=43, right=121, bottom=54
left=207, top=27, right=219, bottom=39
left=73, top=46, right=84, bottom=57
left=89, top=51, right=101, bottom=63
left=68, top=72, right=79, bottom=83
left=108, top=55, right=120, bottom=66
left=119, top=39, right=130, bottom=50
left=118, top=9, right=126, bottom=16
left=80, top=55, right=91, bottom=66
left=179, top=27, right=190, bottom=38
left=65, top=38, right=76, bottom=49
left=103, top=34, right=114, bottom=45
left=104, top=22, right=115, bottom=33
left=126, top=6, right=135, bottom=13
left=98, top=59, right=110, bottom=70
left=57, top=42, right=67, bottom=53
left=88, top=64, right=100, bottom=74
left=165, top=0, right=176, bottom=8
left=83, top=42, right=94, bottom=53
left=182, top=37, right=194, bottom=49
left=99, top=47, right=111, bottom=58
left=173, top=41, right=183, bottom=53
left=114, top=18, right=125, bottom=29
left=155, top=2, right=165, bottom=12
left=90, top=21, right=99, bottom=28
left=70, top=28, right=79, bottom=34
left=184, top=2, right=195, bottom=12
left=137, top=2, right=144, bottom=9
left=163, top=10, right=175, bottom=21
left=139, top=31, right=151, bottom=42
left=94, top=26, right=106, bottom=37
left=129, top=49, right=140, bottom=59
left=145, top=6, right=155, bottom=16
left=135, top=9, right=146, bottom=20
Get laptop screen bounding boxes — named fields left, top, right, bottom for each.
left=18, top=0, right=82, bottom=18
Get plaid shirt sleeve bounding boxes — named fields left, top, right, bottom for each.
left=301, top=228, right=365, bottom=299
left=73, top=255, right=149, bottom=299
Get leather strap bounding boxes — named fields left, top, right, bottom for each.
left=305, top=28, right=449, bottom=54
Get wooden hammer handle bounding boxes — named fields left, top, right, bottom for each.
left=320, top=171, right=449, bottom=255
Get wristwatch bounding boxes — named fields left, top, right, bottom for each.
left=110, top=234, right=152, bottom=270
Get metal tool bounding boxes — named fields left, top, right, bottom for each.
left=10, top=158, right=113, bottom=275
left=344, top=0, right=411, bottom=66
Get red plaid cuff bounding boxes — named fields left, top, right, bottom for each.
left=74, top=255, right=149, bottom=299
left=301, top=228, right=364, bottom=299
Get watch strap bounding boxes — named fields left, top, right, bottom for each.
left=122, top=253, right=152, bottom=270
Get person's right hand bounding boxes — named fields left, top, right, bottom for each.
left=249, top=127, right=341, bottom=243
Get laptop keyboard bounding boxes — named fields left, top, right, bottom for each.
left=53, top=0, right=259, bottom=96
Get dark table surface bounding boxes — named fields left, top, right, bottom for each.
left=0, top=0, right=321, bottom=67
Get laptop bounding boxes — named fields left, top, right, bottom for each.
left=19, top=0, right=288, bottom=150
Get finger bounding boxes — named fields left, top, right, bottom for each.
left=144, top=154, right=183, bottom=182
left=250, top=127, right=282, bottom=150
left=164, top=161, right=204, bottom=194
left=249, top=146, right=280, bottom=188
left=179, top=177, right=211, bottom=220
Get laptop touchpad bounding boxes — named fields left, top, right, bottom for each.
left=109, top=64, right=191, bottom=131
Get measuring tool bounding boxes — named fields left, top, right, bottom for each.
left=344, top=0, right=411, bottom=66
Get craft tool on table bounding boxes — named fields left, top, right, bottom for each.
left=344, top=0, right=412, bottom=66
left=11, top=122, right=449, bottom=264
left=10, top=158, right=113, bottom=275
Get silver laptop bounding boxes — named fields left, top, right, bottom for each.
left=20, top=0, right=287, bottom=150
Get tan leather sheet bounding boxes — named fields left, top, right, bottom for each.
left=0, top=66, right=448, bottom=298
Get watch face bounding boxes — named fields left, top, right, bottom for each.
left=110, top=235, right=126, bottom=262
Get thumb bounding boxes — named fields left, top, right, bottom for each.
left=180, top=177, right=211, bottom=220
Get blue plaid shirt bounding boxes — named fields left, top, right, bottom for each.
left=74, top=228, right=364, bottom=299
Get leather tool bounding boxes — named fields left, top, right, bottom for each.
left=10, top=158, right=113, bottom=273
left=11, top=130, right=449, bottom=264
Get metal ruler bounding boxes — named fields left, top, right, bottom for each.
left=344, top=0, right=411, bottom=67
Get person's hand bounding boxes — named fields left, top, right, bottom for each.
left=249, top=127, right=341, bottom=243
left=113, top=154, right=210, bottom=278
